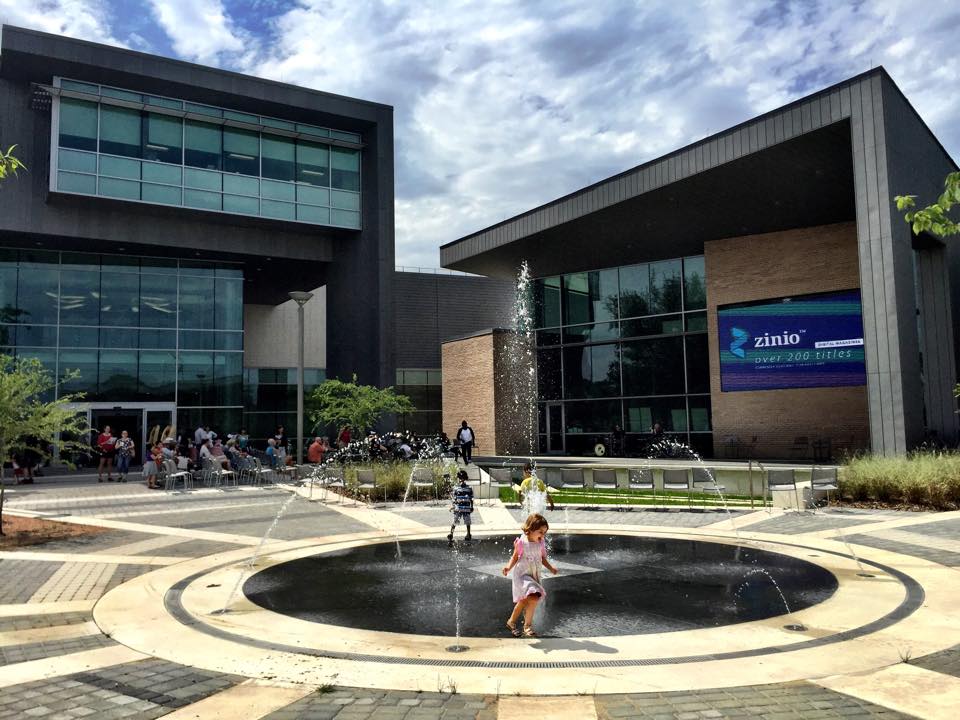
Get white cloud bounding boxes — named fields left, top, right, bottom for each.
left=0, top=0, right=123, bottom=47
left=148, top=0, right=244, bottom=63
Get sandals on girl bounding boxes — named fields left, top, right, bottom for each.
left=522, top=627, right=537, bottom=638
left=506, top=621, right=521, bottom=637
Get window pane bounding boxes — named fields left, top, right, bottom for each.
left=215, top=352, right=242, bottom=405
left=223, top=128, right=258, bottom=175
left=564, top=400, right=621, bottom=434
left=689, top=396, right=712, bottom=432
left=16, top=268, right=59, bottom=325
left=179, top=330, right=215, bottom=350
left=138, top=350, right=176, bottom=400
left=621, top=314, right=683, bottom=338
left=683, top=256, right=706, bottom=310
left=178, top=351, right=214, bottom=405
left=330, top=190, right=359, bottom=210
left=16, top=324, right=58, bottom=347
left=139, top=274, right=177, bottom=328
left=224, top=194, right=259, bottom=214
left=261, top=179, right=295, bottom=201
left=533, top=277, right=561, bottom=328
left=262, top=135, right=295, bottom=181
left=142, top=183, right=181, bottom=205
left=100, top=272, right=139, bottom=326
left=331, top=147, right=360, bottom=191
left=98, top=349, right=138, bottom=398
left=685, top=334, right=710, bottom=394
left=59, top=149, right=97, bottom=174
left=537, top=348, right=561, bottom=401
left=621, top=336, right=685, bottom=396
left=184, top=189, right=221, bottom=210
left=650, top=259, right=682, bottom=314
left=142, top=163, right=182, bottom=185
left=59, top=349, right=98, bottom=396
left=296, top=141, right=329, bottom=186
left=139, top=328, right=176, bottom=348
left=223, top=174, right=258, bottom=196
left=563, top=343, right=619, bottom=398
left=619, top=264, right=650, bottom=319
left=99, top=177, right=140, bottom=200
left=58, top=171, right=97, bottom=194
left=296, top=204, right=329, bottom=224
left=563, top=269, right=619, bottom=323
left=330, top=209, right=360, bottom=227
left=214, top=278, right=243, bottom=330
left=685, top=312, right=707, bottom=332
left=261, top=199, right=295, bottom=220
left=99, top=155, right=140, bottom=179
left=59, top=99, right=98, bottom=151
left=562, top=273, right=589, bottom=325
left=0, top=267, right=17, bottom=323
left=58, top=270, right=100, bottom=326
left=184, top=168, right=221, bottom=191
left=296, top=185, right=328, bottom=205
left=99, top=106, right=142, bottom=158
left=185, top=120, right=222, bottom=170
left=143, top=113, right=182, bottom=164
left=178, top=277, right=216, bottom=329
left=625, top=397, right=687, bottom=433
left=562, top=322, right=619, bottom=344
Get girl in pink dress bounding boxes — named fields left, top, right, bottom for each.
left=501, top=513, right=558, bottom=637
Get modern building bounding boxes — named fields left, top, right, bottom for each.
left=0, top=26, right=512, bottom=459
left=440, top=68, right=959, bottom=460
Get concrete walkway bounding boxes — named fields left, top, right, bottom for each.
left=1, top=477, right=957, bottom=718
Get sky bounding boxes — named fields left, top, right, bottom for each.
left=1, top=0, right=958, bottom=268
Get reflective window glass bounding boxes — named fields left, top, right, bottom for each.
left=562, top=343, right=619, bottom=399
left=185, top=121, right=222, bottom=170
left=59, top=349, right=98, bottom=395
left=178, top=351, right=214, bottom=405
left=100, top=272, right=139, bottom=326
left=536, top=329, right=562, bottom=347
left=99, top=106, right=142, bottom=158
left=625, top=396, right=688, bottom=433
left=58, top=270, right=100, bottom=326
left=142, top=183, right=181, bottom=205
left=179, top=330, right=215, bottom=350
left=99, top=155, right=140, bottom=179
left=215, top=352, right=242, bottom=406
left=139, top=350, right=176, bottom=400
left=537, top=348, right=561, bottom=401
left=59, top=326, right=99, bottom=347
left=178, top=277, right=216, bottom=330
left=296, top=141, right=329, bottom=186
left=139, top=328, right=176, bottom=349
left=15, top=324, right=58, bottom=347
left=685, top=334, right=710, bottom=394
left=0, top=267, right=17, bottom=321
left=621, top=314, right=683, bottom=338
left=685, top=312, right=707, bottom=332
left=689, top=396, right=712, bottom=432
left=143, top=113, right=182, bottom=164
left=683, top=256, right=706, bottom=310
left=262, top=135, right=295, bottom=181
left=620, top=336, right=685, bottom=397
left=650, top=259, right=682, bottom=314
left=223, top=127, right=258, bottom=176
left=562, top=273, right=589, bottom=325
left=98, top=349, right=138, bottom=398
left=296, top=204, right=329, bottom=224
left=562, top=322, right=619, bottom=344
left=15, top=268, right=58, bottom=325
left=99, top=177, right=140, bottom=200
left=58, top=171, right=97, bottom=194
left=59, top=99, right=98, bottom=151
left=618, top=264, right=649, bottom=319
left=59, top=149, right=97, bottom=174
left=533, top=276, right=561, bottom=328
left=563, top=400, right=621, bottom=434
left=330, top=147, right=359, bottom=191
left=139, top=274, right=177, bottom=328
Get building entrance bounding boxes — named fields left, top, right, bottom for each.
left=84, top=404, right=176, bottom=466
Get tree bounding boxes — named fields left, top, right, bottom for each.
left=895, top=171, right=960, bottom=239
left=308, top=375, right=415, bottom=435
left=0, top=355, right=90, bottom=534
left=0, top=145, right=25, bottom=181
left=895, top=171, right=960, bottom=403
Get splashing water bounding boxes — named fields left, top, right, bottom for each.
left=733, top=567, right=792, bottom=615
left=214, top=490, right=299, bottom=614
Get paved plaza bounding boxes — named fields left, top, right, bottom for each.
left=1, top=476, right=959, bottom=719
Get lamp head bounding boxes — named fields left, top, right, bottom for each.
left=288, top=290, right=314, bottom=305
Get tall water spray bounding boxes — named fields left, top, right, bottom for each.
left=503, top=261, right=538, bottom=457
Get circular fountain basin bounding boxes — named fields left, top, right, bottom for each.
left=243, top=534, right=838, bottom=637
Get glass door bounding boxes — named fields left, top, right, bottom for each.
left=546, top=403, right=564, bottom=454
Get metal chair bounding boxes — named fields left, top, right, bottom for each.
left=592, top=468, right=618, bottom=490
left=543, top=468, right=562, bottom=489
left=487, top=468, right=514, bottom=505
left=765, top=467, right=802, bottom=511
left=410, top=466, right=435, bottom=503
left=691, top=466, right=724, bottom=503
left=163, top=459, right=191, bottom=491
left=628, top=467, right=654, bottom=501
left=356, top=468, right=377, bottom=503
left=811, top=466, right=839, bottom=507
left=323, top=466, right=345, bottom=502
left=560, top=468, right=585, bottom=490
left=661, top=468, right=691, bottom=505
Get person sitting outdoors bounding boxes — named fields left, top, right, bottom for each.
left=265, top=438, right=278, bottom=467
left=209, top=438, right=231, bottom=469
left=307, top=436, right=324, bottom=464
left=517, top=463, right=555, bottom=511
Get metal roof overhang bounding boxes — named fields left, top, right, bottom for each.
left=442, top=120, right=856, bottom=279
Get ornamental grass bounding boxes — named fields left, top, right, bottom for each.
left=840, top=453, right=960, bottom=509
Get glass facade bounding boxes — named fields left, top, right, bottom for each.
left=53, top=78, right=362, bottom=229
left=242, top=367, right=325, bottom=450
left=0, top=248, right=244, bottom=433
left=396, top=368, right=443, bottom=435
left=532, top=255, right=711, bottom=456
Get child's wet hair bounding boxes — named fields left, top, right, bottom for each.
left=522, top=512, right=549, bottom=534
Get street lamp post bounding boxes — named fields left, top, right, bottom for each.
left=288, top=291, right=314, bottom=467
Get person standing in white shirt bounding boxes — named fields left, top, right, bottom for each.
left=456, top=420, right=477, bottom=464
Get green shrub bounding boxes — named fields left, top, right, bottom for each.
left=840, top=452, right=960, bottom=509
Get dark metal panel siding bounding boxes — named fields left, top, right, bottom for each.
left=392, top=272, right=514, bottom=368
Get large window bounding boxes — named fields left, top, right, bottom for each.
left=532, top=253, right=710, bottom=452
left=53, top=78, right=362, bottom=229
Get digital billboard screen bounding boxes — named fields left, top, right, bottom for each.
left=717, top=290, right=867, bottom=392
